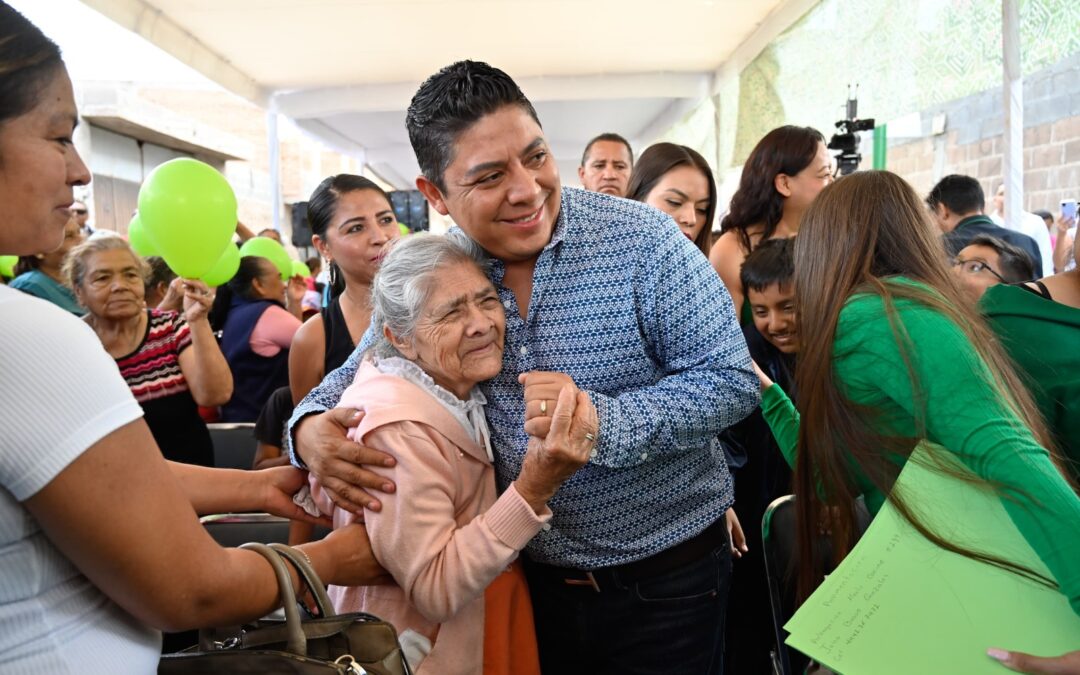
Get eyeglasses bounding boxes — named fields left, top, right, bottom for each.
left=952, top=258, right=1006, bottom=282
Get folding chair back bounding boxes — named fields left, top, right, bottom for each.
left=208, top=422, right=257, bottom=470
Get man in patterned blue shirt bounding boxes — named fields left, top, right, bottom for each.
left=288, top=61, right=758, bottom=674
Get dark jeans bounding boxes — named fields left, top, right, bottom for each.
left=525, top=528, right=732, bottom=675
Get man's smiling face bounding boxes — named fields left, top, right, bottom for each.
left=418, top=104, right=561, bottom=264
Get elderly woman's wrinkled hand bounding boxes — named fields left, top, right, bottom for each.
left=181, top=279, right=213, bottom=324
left=515, top=385, right=599, bottom=512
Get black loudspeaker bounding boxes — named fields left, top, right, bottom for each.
left=389, top=190, right=429, bottom=232
left=290, top=201, right=312, bottom=247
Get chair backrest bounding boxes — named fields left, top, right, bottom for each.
left=762, top=495, right=800, bottom=675
left=761, top=495, right=870, bottom=675
left=208, top=422, right=257, bottom=470
left=201, top=513, right=291, bottom=547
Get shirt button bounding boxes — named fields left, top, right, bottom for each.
left=520, top=346, right=528, bottom=355
left=503, top=300, right=513, bottom=309
left=640, top=452, right=648, bottom=461
left=589, top=448, right=597, bottom=460
left=541, top=523, right=552, bottom=531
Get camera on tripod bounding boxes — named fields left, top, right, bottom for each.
left=828, top=85, right=875, bottom=176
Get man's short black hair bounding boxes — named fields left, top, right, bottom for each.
left=966, top=234, right=1036, bottom=283
left=406, top=60, right=540, bottom=192
left=580, top=133, right=633, bottom=167
left=926, top=174, right=985, bottom=216
left=740, top=237, right=794, bottom=295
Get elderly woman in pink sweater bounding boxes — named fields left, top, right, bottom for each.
left=311, top=234, right=597, bottom=675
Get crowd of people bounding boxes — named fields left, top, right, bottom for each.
left=1, top=3, right=1078, bottom=674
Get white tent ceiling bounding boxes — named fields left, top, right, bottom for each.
left=81, top=0, right=818, bottom=189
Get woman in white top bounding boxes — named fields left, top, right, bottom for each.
left=0, top=7, right=381, bottom=673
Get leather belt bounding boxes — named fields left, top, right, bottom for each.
left=527, top=518, right=727, bottom=593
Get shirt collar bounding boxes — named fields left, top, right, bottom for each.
left=373, top=356, right=493, bottom=461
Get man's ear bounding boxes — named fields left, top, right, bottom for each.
left=774, top=173, right=793, bottom=198
left=384, top=324, right=417, bottom=359
left=577, top=165, right=587, bottom=184
left=416, top=175, right=450, bottom=216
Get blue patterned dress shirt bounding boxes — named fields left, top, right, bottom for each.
left=288, top=187, right=759, bottom=568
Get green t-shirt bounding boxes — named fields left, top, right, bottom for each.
left=759, top=278, right=1080, bottom=615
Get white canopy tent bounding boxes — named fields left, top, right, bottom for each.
left=79, top=0, right=821, bottom=229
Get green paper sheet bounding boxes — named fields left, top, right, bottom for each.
left=784, top=443, right=1080, bottom=674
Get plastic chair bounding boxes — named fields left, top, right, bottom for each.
left=207, top=422, right=257, bottom=470
left=761, top=495, right=870, bottom=675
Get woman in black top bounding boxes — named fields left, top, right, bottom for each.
left=288, top=175, right=401, bottom=405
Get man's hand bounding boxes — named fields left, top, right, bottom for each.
left=520, top=370, right=580, bottom=438
left=725, top=508, right=748, bottom=559
left=988, top=648, right=1080, bottom=674
left=255, top=466, right=330, bottom=526
left=295, top=408, right=397, bottom=514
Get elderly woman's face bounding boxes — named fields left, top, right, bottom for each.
left=0, top=67, right=90, bottom=256
left=394, top=261, right=505, bottom=399
left=76, top=248, right=146, bottom=320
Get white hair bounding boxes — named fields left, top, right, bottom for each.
left=369, top=231, right=490, bottom=359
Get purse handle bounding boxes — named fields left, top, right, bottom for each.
left=238, top=542, right=307, bottom=656
left=269, top=543, right=335, bottom=618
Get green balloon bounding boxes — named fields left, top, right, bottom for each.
left=398, top=223, right=410, bottom=236
left=138, top=158, right=237, bottom=278
left=291, top=260, right=312, bottom=278
left=239, top=237, right=292, bottom=280
left=127, top=214, right=159, bottom=257
left=201, top=244, right=240, bottom=287
left=0, top=255, right=17, bottom=278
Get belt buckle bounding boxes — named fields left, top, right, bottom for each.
left=564, top=571, right=601, bottom=593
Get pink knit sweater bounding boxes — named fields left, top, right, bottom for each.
left=310, top=360, right=550, bottom=674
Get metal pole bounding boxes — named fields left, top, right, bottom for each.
left=267, top=103, right=282, bottom=234
left=1002, top=0, right=1023, bottom=227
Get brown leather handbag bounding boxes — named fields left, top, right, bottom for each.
left=159, top=542, right=412, bottom=675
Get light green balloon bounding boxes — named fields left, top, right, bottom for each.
left=201, top=244, right=240, bottom=287
left=137, top=158, right=237, bottom=278
left=239, top=237, right=292, bottom=280
left=127, top=214, right=159, bottom=257
left=0, top=255, right=17, bottom=278
left=398, top=223, right=410, bottom=237
left=291, top=260, right=312, bottom=278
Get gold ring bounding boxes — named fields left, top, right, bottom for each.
left=540, top=400, right=547, bottom=414
left=584, top=432, right=595, bottom=442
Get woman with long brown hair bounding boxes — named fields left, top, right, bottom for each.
left=625, top=142, right=716, bottom=258
left=754, top=171, right=1079, bottom=667
left=709, top=125, right=831, bottom=320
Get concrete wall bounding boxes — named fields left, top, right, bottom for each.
left=884, top=50, right=1080, bottom=211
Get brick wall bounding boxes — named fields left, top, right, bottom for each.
left=883, top=50, right=1080, bottom=212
